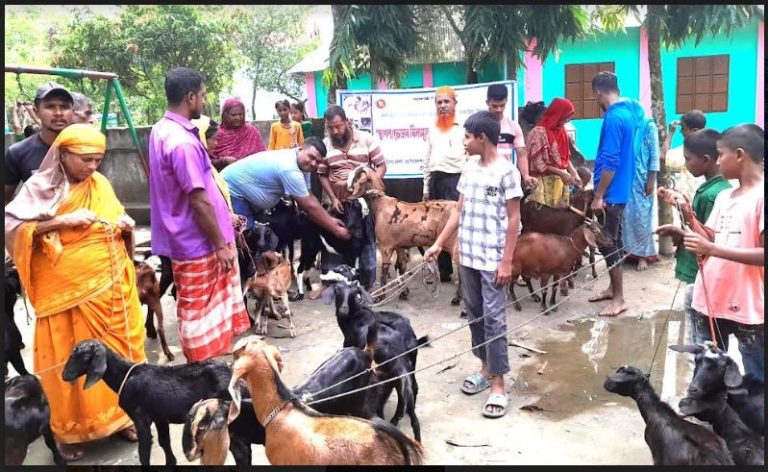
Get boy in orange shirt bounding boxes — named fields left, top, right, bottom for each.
left=683, top=124, right=764, bottom=381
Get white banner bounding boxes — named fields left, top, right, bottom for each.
left=338, top=80, right=517, bottom=178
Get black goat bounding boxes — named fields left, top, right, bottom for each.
left=5, top=267, right=28, bottom=377
left=604, top=365, right=734, bottom=465
left=727, top=374, right=765, bottom=436
left=237, top=222, right=279, bottom=284
left=259, top=198, right=300, bottom=272
left=679, top=393, right=764, bottom=465
left=5, top=375, right=65, bottom=465
left=61, top=339, right=234, bottom=466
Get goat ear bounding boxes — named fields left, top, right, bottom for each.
left=723, top=360, right=743, bottom=388
left=669, top=344, right=704, bottom=354
left=582, top=226, right=598, bottom=249
left=266, top=231, right=279, bottom=252
left=265, top=345, right=284, bottom=373
left=227, top=361, right=246, bottom=424
left=320, top=286, right=335, bottom=305
left=84, top=344, right=108, bottom=389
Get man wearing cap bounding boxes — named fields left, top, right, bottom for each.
left=422, top=86, right=467, bottom=282
left=4, top=82, right=74, bottom=204
left=71, top=92, right=95, bottom=125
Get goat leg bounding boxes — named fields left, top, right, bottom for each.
left=549, top=276, right=558, bottom=312
left=390, top=379, right=407, bottom=427
left=590, top=248, right=597, bottom=278
left=229, top=438, right=252, bottom=466
left=43, top=424, right=65, bottom=465
left=8, top=350, right=29, bottom=376
left=394, top=250, right=410, bottom=301
left=149, top=299, right=174, bottom=361
left=280, top=293, right=296, bottom=338
left=134, top=417, right=153, bottom=466
left=509, top=283, right=522, bottom=311
left=539, top=277, right=549, bottom=313
left=155, top=421, right=176, bottom=466
left=145, top=306, right=158, bottom=339
left=291, top=269, right=306, bottom=301
left=404, top=375, right=422, bottom=443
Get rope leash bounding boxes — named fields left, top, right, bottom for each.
left=646, top=279, right=684, bottom=380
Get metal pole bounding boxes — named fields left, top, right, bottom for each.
left=4, top=65, right=117, bottom=80
left=101, top=80, right=114, bottom=135
left=111, top=78, right=149, bottom=179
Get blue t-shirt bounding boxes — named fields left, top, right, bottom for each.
left=593, top=99, right=644, bottom=205
left=220, top=149, right=309, bottom=211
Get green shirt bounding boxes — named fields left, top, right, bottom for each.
left=300, top=120, right=313, bottom=140
left=674, top=175, right=731, bottom=283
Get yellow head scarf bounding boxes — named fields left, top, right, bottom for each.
left=52, top=123, right=107, bottom=155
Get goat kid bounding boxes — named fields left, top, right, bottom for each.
left=134, top=260, right=174, bottom=361
left=5, top=266, right=28, bottom=377
left=236, top=221, right=279, bottom=285
left=5, top=375, right=65, bottom=465
left=244, top=251, right=295, bottom=337
left=604, top=365, right=734, bottom=465
left=61, top=339, right=234, bottom=466
left=227, top=336, right=425, bottom=465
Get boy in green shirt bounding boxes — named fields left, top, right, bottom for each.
left=657, top=128, right=731, bottom=342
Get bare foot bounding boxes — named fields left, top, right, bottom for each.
left=58, top=443, right=85, bottom=461
left=599, top=299, right=629, bottom=317
left=588, top=289, right=613, bottom=303
left=117, top=425, right=138, bottom=442
left=636, top=259, right=649, bottom=271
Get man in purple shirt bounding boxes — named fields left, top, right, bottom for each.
left=149, top=67, right=249, bottom=362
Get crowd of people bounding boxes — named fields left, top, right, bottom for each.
left=3, top=66, right=763, bottom=459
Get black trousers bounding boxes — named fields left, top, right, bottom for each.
left=429, top=172, right=461, bottom=278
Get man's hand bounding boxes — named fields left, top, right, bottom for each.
left=331, top=218, right=351, bottom=240
left=684, top=232, right=714, bottom=257
left=590, top=194, right=605, bottom=212
left=669, top=120, right=680, bottom=135
left=656, top=224, right=684, bottom=238
left=117, top=213, right=136, bottom=232
left=330, top=197, right=344, bottom=214
left=423, top=243, right=442, bottom=262
left=523, top=175, right=539, bottom=190
left=563, top=173, right=580, bottom=188
left=215, top=245, right=236, bottom=273
left=645, top=178, right=655, bottom=197
left=61, top=209, right=97, bottom=227
left=494, top=260, right=513, bottom=286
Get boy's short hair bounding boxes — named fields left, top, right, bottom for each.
left=164, top=67, right=205, bottom=106
left=684, top=128, right=720, bottom=159
left=464, top=111, right=500, bottom=145
left=591, top=71, right=619, bottom=93
left=719, top=124, right=765, bottom=164
left=681, top=110, right=706, bottom=130
left=486, top=84, right=508, bottom=102
left=302, top=136, right=327, bottom=157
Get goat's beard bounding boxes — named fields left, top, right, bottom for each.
left=436, top=112, right=456, bottom=132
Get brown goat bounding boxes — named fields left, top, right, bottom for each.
left=509, top=219, right=613, bottom=312
left=135, top=261, right=174, bottom=361
left=227, top=336, right=425, bottom=465
left=346, top=165, right=460, bottom=303
left=244, top=252, right=295, bottom=337
left=184, top=399, right=231, bottom=465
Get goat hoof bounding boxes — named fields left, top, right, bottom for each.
left=531, top=294, right=541, bottom=303
left=289, top=292, right=304, bottom=302
left=568, top=279, right=575, bottom=289
left=450, top=296, right=461, bottom=306
left=560, top=288, right=568, bottom=296
left=398, top=291, right=409, bottom=301
left=146, top=327, right=158, bottom=339
left=514, top=303, right=521, bottom=311
left=551, top=306, right=558, bottom=313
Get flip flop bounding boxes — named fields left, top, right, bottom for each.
left=483, top=392, right=509, bottom=418
left=461, top=372, right=491, bottom=395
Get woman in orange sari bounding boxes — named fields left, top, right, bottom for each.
left=5, top=124, right=146, bottom=461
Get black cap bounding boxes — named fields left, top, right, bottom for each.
left=34, top=82, right=74, bottom=106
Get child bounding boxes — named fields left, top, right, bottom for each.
left=678, top=124, right=763, bottom=381
left=291, top=101, right=313, bottom=140
left=425, top=110, right=522, bottom=418
left=268, top=99, right=304, bottom=150
left=656, top=129, right=731, bottom=344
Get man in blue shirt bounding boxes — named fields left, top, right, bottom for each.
left=220, top=137, right=350, bottom=241
left=589, top=71, right=645, bottom=317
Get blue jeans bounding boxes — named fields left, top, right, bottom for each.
left=230, top=195, right=258, bottom=229
left=460, top=265, right=510, bottom=376
left=692, top=308, right=765, bottom=383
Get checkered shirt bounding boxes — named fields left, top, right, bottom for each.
left=457, top=156, right=523, bottom=271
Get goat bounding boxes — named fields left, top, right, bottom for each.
left=346, top=164, right=460, bottom=304
left=236, top=221, right=279, bottom=285
left=227, top=336, right=425, bottom=465
left=670, top=343, right=764, bottom=435
left=322, top=275, right=428, bottom=442
left=134, top=261, right=174, bottom=361
left=603, top=365, right=734, bottom=465
left=509, top=218, right=613, bottom=312
left=4, top=375, right=65, bottom=465
left=244, top=251, right=295, bottom=337
left=61, top=339, right=234, bottom=466
left=259, top=197, right=300, bottom=274
left=5, top=266, right=28, bottom=377
left=679, top=393, right=764, bottom=465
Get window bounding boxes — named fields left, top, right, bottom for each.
left=564, top=62, right=615, bottom=119
left=676, top=55, right=729, bottom=113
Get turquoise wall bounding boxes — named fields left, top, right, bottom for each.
left=663, top=20, right=759, bottom=148
left=541, top=29, right=641, bottom=160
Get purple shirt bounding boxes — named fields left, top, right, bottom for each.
left=149, top=111, right=234, bottom=260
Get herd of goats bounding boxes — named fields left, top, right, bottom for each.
left=4, top=160, right=765, bottom=465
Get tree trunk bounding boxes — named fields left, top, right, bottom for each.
left=251, top=78, right=258, bottom=121
left=466, top=52, right=478, bottom=84
left=647, top=14, right=674, bottom=256
left=506, top=54, right=518, bottom=81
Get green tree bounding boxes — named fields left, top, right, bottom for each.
left=594, top=5, right=763, bottom=254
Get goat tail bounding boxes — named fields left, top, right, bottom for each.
left=416, top=335, right=432, bottom=349
left=371, top=417, right=425, bottom=465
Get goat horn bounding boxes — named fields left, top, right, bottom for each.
left=568, top=206, right=586, bottom=217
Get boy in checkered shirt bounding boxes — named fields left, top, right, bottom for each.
left=426, top=110, right=523, bottom=418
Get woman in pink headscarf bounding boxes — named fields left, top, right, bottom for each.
left=212, top=98, right=266, bottom=168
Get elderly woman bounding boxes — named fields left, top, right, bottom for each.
left=5, top=124, right=146, bottom=460
left=525, top=98, right=582, bottom=207
left=212, top=98, right=266, bottom=168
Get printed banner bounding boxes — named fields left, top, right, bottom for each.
left=338, top=80, right=517, bottom=178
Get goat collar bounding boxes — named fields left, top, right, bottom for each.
left=364, top=189, right=385, bottom=198
left=262, top=398, right=293, bottom=428
left=117, top=361, right=146, bottom=397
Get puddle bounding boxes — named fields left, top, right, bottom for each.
left=515, top=310, right=691, bottom=421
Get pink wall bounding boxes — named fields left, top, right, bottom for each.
left=422, top=63, right=433, bottom=88
left=378, top=80, right=388, bottom=90
left=638, top=28, right=653, bottom=116
left=757, top=22, right=764, bottom=128
left=523, top=39, right=543, bottom=102
left=304, top=72, right=317, bottom=118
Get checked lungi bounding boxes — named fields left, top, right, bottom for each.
left=172, top=245, right=250, bottom=362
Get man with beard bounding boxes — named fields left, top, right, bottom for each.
left=319, top=105, right=387, bottom=290
left=422, top=86, right=468, bottom=282
left=148, top=67, right=249, bottom=361
left=5, top=83, right=74, bottom=204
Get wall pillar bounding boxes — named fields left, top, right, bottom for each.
left=639, top=27, right=653, bottom=116
left=422, top=63, right=434, bottom=88
left=523, top=39, right=543, bottom=102
left=305, top=72, right=318, bottom=118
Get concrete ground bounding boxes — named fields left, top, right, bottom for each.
left=14, top=233, right=741, bottom=466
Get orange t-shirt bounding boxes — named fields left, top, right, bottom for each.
left=691, top=185, right=764, bottom=325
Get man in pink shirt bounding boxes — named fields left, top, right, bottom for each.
left=149, top=67, right=249, bottom=362
left=486, top=84, right=537, bottom=190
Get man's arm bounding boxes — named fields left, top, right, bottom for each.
left=495, top=197, right=521, bottom=285
left=591, top=116, right=622, bottom=210
left=318, top=174, right=342, bottom=212
left=188, top=188, right=234, bottom=272
left=294, top=195, right=350, bottom=240
left=425, top=194, right=463, bottom=259
left=684, top=232, right=764, bottom=266
left=11, top=104, right=23, bottom=136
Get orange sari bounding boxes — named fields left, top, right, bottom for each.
left=12, top=172, right=146, bottom=444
